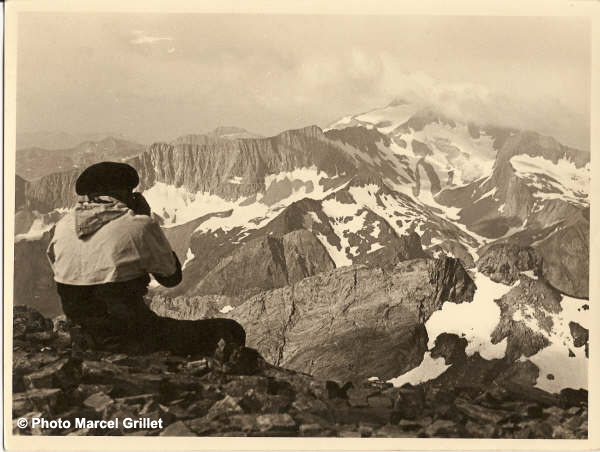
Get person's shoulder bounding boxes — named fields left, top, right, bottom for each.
left=119, top=212, right=161, bottom=235
left=54, top=210, right=75, bottom=231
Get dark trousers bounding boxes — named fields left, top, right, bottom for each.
left=56, top=277, right=246, bottom=356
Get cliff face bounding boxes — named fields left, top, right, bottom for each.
left=23, top=126, right=359, bottom=213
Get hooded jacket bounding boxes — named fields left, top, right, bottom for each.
left=47, top=196, right=178, bottom=285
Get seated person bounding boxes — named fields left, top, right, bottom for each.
left=47, top=161, right=245, bottom=355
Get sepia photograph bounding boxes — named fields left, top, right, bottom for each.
left=4, top=1, right=599, bottom=449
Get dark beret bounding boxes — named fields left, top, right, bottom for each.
left=75, top=162, right=140, bottom=195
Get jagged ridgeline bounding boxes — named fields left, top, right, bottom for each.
left=15, top=102, right=590, bottom=406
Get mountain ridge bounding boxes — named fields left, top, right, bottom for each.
left=13, top=100, right=590, bottom=407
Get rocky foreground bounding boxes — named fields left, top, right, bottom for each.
left=13, top=306, right=587, bottom=438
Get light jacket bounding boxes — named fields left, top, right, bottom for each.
left=47, top=196, right=177, bottom=285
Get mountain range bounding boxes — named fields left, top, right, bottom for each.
left=14, top=100, right=590, bottom=407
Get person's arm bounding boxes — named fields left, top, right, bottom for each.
left=131, top=194, right=183, bottom=288
left=152, top=251, right=182, bottom=287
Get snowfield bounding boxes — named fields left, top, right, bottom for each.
left=143, top=167, right=346, bottom=232
left=510, top=154, right=590, bottom=205
left=387, top=271, right=589, bottom=392
left=326, top=102, right=420, bottom=134
left=425, top=272, right=510, bottom=359
left=388, top=352, right=450, bottom=387
left=516, top=294, right=589, bottom=393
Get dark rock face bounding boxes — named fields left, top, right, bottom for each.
left=535, top=216, right=589, bottom=298
left=569, top=322, right=588, bottom=348
left=476, top=244, right=541, bottom=284
left=283, top=230, right=337, bottom=283
left=12, top=307, right=587, bottom=438
left=430, top=334, right=468, bottom=365
left=427, top=257, right=476, bottom=308
left=356, top=231, right=427, bottom=270
left=425, top=240, right=475, bottom=269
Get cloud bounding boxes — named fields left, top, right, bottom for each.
left=284, top=49, right=587, bottom=149
left=377, top=68, right=587, bottom=149
left=130, top=30, right=174, bottom=45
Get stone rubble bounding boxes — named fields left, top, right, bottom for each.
left=12, top=306, right=587, bottom=438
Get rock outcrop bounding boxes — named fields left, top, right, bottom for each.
left=476, top=244, right=541, bottom=285
left=219, top=257, right=474, bottom=382
left=12, top=306, right=588, bottom=438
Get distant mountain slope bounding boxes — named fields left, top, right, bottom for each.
left=16, top=137, right=146, bottom=180
left=16, top=131, right=136, bottom=151
left=172, top=127, right=262, bottom=146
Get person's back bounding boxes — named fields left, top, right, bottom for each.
left=49, top=203, right=178, bottom=286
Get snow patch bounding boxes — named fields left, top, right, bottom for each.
left=143, top=168, right=348, bottom=236
left=425, top=271, right=512, bottom=360
left=315, top=232, right=352, bottom=267
left=182, top=248, right=195, bottom=270
left=387, top=352, right=451, bottom=387
left=520, top=270, right=537, bottom=280
left=308, top=212, right=321, bottom=224
left=355, top=103, right=420, bottom=134
left=15, top=221, right=54, bottom=241
left=517, top=294, right=589, bottom=393
left=228, top=176, right=243, bottom=185
left=475, top=187, right=497, bottom=202
left=510, top=154, right=589, bottom=205
left=219, top=305, right=234, bottom=314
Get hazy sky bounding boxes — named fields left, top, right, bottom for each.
left=17, top=13, right=590, bottom=149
